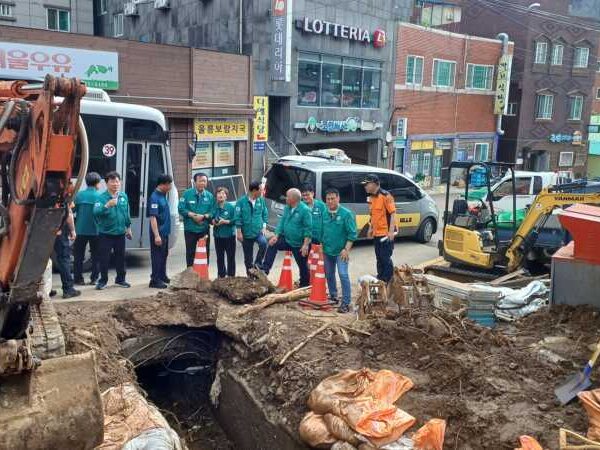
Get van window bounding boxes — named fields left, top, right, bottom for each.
left=379, top=173, right=418, bottom=202
left=351, top=172, right=369, bottom=203
left=495, top=177, right=531, bottom=198
left=265, top=164, right=315, bottom=203
left=322, top=172, right=354, bottom=203
left=533, top=176, right=543, bottom=194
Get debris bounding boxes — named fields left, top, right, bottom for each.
left=279, top=322, right=331, bottom=365
left=299, top=412, right=337, bottom=449
left=559, top=428, right=600, bottom=449
left=578, top=389, right=600, bottom=441
left=211, top=276, right=272, bottom=304
left=471, top=280, right=549, bottom=321
left=514, top=435, right=543, bottom=450
left=236, top=286, right=311, bottom=317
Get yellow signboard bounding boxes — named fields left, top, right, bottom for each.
left=411, top=140, right=434, bottom=151
left=253, top=96, right=269, bottom=142
left=194, top=119, right=249, bottom=142
left=494, top=54, right=512, bottom=115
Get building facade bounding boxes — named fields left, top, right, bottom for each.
left=392, top=23, right=512, bottom=187
left=0, top=26, right=254, bottom=191
left=589, top=44, right=600, bottom=178
left=0, top=0, right=93, bottom=34
left=454, top=0, right=599, bottom=178
left=93, top=0, right=414, bottom=178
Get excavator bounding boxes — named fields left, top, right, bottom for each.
left=435, top=161, right=600, bottom=276
left=0, top=76, right=103, bottom=448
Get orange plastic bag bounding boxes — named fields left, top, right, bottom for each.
left=298, top=412, right=336, bottom=449
left=515, top=435, right=543, bottom=450
left=412, top=418, right=446, bottom=450
left=355, top=406, right=415, bottom=448
left=579, top=389, right=600, bottom=441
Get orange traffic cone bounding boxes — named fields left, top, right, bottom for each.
left=278, top=251, right=293, bottom=292
left=193, top=238, right=209, bottom=280
left=309, top=244, right=321, bottom=284
left=300, top=254, right=335, bottom=311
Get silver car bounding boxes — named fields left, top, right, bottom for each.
left=263, top=157, right=439, bottom=243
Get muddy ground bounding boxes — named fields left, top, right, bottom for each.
left=55, top=271, right=598, bottom=450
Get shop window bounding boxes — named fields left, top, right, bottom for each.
left=506, top=103, right=518, bottom=116
left=534, top=41, right=547, bottom=64
left=551, top=43, right=564, bottom=66
left=474, top=143, right=490, bottom=162
left=298, top=54, right=321, bottom=106
left=433, top=156, right=442, bottom=178
left=100, top=0, right=107, bottom=14
left=406, top=56, right=424, bottom=85
left=47, top=8, right=70, bottom=32
left=535, top=93, right=553, bottom=120
left=410, top=152, right=421, bottom=176
left=574, top=47, right=589, bottom=68
left=432, top=59, right=456, bottom=88
left=568, top=95, right=583, bottom=120
left=0, top=4, right=13, bottom=18
left=559, top=152, right=574, bottom=167
left=575, top=152, right=587, bottom=166
left=297, top=52, right=382, bottom=109
left=422, top=153, right=431, bottom=175
left=113, top=13, right=124, bottom=37
left=466, top=64, right=493, bottom=90
left=456, top=149, right=467, bottom=161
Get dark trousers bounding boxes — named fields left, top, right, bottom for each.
left=73, top=235, right=99, bottom=283
left=261, top=236, right=310, bottom=287
left=374, top=237, right=394, bottom=283
left=184, top=230, right=210, bottom=267
left=214, top=236, right=236, bottom=278
left=98, top=233, right=126, bottom=284
left=241, top=234, right=267, bottom=274
left=53, top=233, right=74, bottom=292
left=150, top=232, right=169, bottom=283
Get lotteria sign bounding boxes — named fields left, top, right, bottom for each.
left=296, top=17, right=386, bottom=48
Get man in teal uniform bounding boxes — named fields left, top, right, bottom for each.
left=73, top=172, right=101, bottom=285
left=178, top=172, right=216, bottom=267
left=301, top=183, right=326, bottom=244
left=261, top=188, right=312, bottom=287
left=234, top=180, right=268, bottom=275
left=321, top=188, right=357, bottom=313
left=93, top=171, right=132, bottom=290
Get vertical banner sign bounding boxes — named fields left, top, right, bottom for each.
left=253, top=96, right=269, bottom=151
left=494, top=54, right=512, bottom=115
left=271, top=0, right=292, bottom=81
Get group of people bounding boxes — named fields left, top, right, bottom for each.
left=51, top=169, right=397, bottom=314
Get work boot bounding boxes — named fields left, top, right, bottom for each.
left=49, top=289, right=57, bottom=298
left=73, top=278, right=86, bottom=286
left=149, top=280, right=168, bottom=289
left=115, top=280, right=131, bottom=288
left=63, top=288, right=81, bottom=299
left=95, top=281, right=107, bottom=290
left=337, top=304, right=350, bottom=314
left=162, top=276, right=171, bottom=284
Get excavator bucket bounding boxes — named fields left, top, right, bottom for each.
left=0, top=351, right=104, bottom=450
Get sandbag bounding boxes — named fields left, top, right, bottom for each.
left=324, top=413, right=362, bottom=447
left=515, top=435, right=543, bottom=450
left=579, top=389, right=600, bottom=441
left=412, top=419, right=446, bottom=450
left=299, top=412, right=337, bottom=449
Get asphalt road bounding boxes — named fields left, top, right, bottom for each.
left=54, top=192, right=451, bottom=303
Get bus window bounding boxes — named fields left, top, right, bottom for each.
left=145, top=144, right=166, bottom=213
left=125, top=142, right=143, bottom=218
left=124, top=119, right=164, bottom=142
left=74, top=114, right=117, bottom=177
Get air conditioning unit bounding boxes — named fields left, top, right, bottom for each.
left=84, top=88, right=111, bottom=102
left=124, top=2, right=138, bottom=16
left=154, top=0, right=170, bottom=9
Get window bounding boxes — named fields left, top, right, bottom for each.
left=321, top=172, right=354, bottom=203
left=406, top=55, right=424, bottom=85
left=533, top=176, right=543, bottom=194
left=410, top=153, right=421, bottom=176
left=568, top=95, right=583, bottom=121
left=466, top=64, right=494, bottom=90
left=575, top=152, right=586, bottom=167
left=47, top=8, right=70, bottom=32
left=265, top=165, right=315, bottom=203
left=559, top=152, right=574, bottom=167
left=495, top=178, right=531, bottom=198
left=535, top=93, right=553, bottom=120
left=0, top=4, right=13, bottom=18
left=100, top=0, right=107, bottom=14
left=597, top=61, right=600, bottom=72
left=432, top=59, right=456, bottom=88
left=422, top=153, right=432, bottom=175
left=597, top=88, right=600, bottom=100
left=421, top=3, right=462, bottom=27
left=297, top=52, right=382, bottom=109
left=506, top=102, right=518, bottom=116
left=113, top=13, right=124, bottom=37
left=574, top=47, right=589, bottom=68
left=381, top=173, right=418, bottom=202
left=551, top=44, right=564, bottom=66
left=534, top=41, right=548, bottom=64
left=474, top=143, right=490, bottom=162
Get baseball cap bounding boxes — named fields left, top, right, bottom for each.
left=361, top=174, right=380, bottom=185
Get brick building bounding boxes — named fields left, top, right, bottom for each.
left=589, top=45, right=600, bottom=178
left=0, top=25, right=254, bottom=191
left=392, top=23, right=513, bottom=187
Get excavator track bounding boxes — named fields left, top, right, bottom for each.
left=30, top=297, right=65, bottom=360
left=424, top=264, right=499, bottom=282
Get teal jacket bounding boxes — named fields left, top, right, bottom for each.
left=93, top=191, right=132, bottom=236
left=304, top=199, right=327, bottom=242
left=178, top=188, right=215, bottom=233
left=276, top=202, right=312, bottom=248
left=74, top=187, right=100, bottom=236
left=212, top=202, right=236, bottom=238
left=234, top=195, right=268, bottom=239
left=321, top=206, right=357, bottom=257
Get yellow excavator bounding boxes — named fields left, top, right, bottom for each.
left=437, top=161, right=600, bottom=275
left=0, top=76, right=103, bottom=448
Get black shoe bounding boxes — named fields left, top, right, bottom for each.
left=49, top=290, right=57, bottom=298
left=115, top=281, right=131, bottom=288
left=95, top=282, right=107, bottom=290
left=89, top=278, right=98, bottom=286
left=162, top=276, right=171, bottom=284
left=63, top=289, right=81, bottom=299
left=328, top=296, right=339, bottom=306
left=73, top=278, right=86, bottom=286
left=149, top=280, right=168, bottom=289
left=337, top=304, right=350, bottom=314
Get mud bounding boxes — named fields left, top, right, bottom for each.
left=54, top=277, right=600, bottom=450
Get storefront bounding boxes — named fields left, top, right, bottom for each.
left=587, top=115, right=600, bottom=178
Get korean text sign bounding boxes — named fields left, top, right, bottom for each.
left=194, top=119, right=249, bottom=142
left=253, top=96, right=269, bottom=142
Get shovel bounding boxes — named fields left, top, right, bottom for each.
left=555, top=339, right=600, bottom=405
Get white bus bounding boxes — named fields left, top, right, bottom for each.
left=75, top=99, right=179, bottom=250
